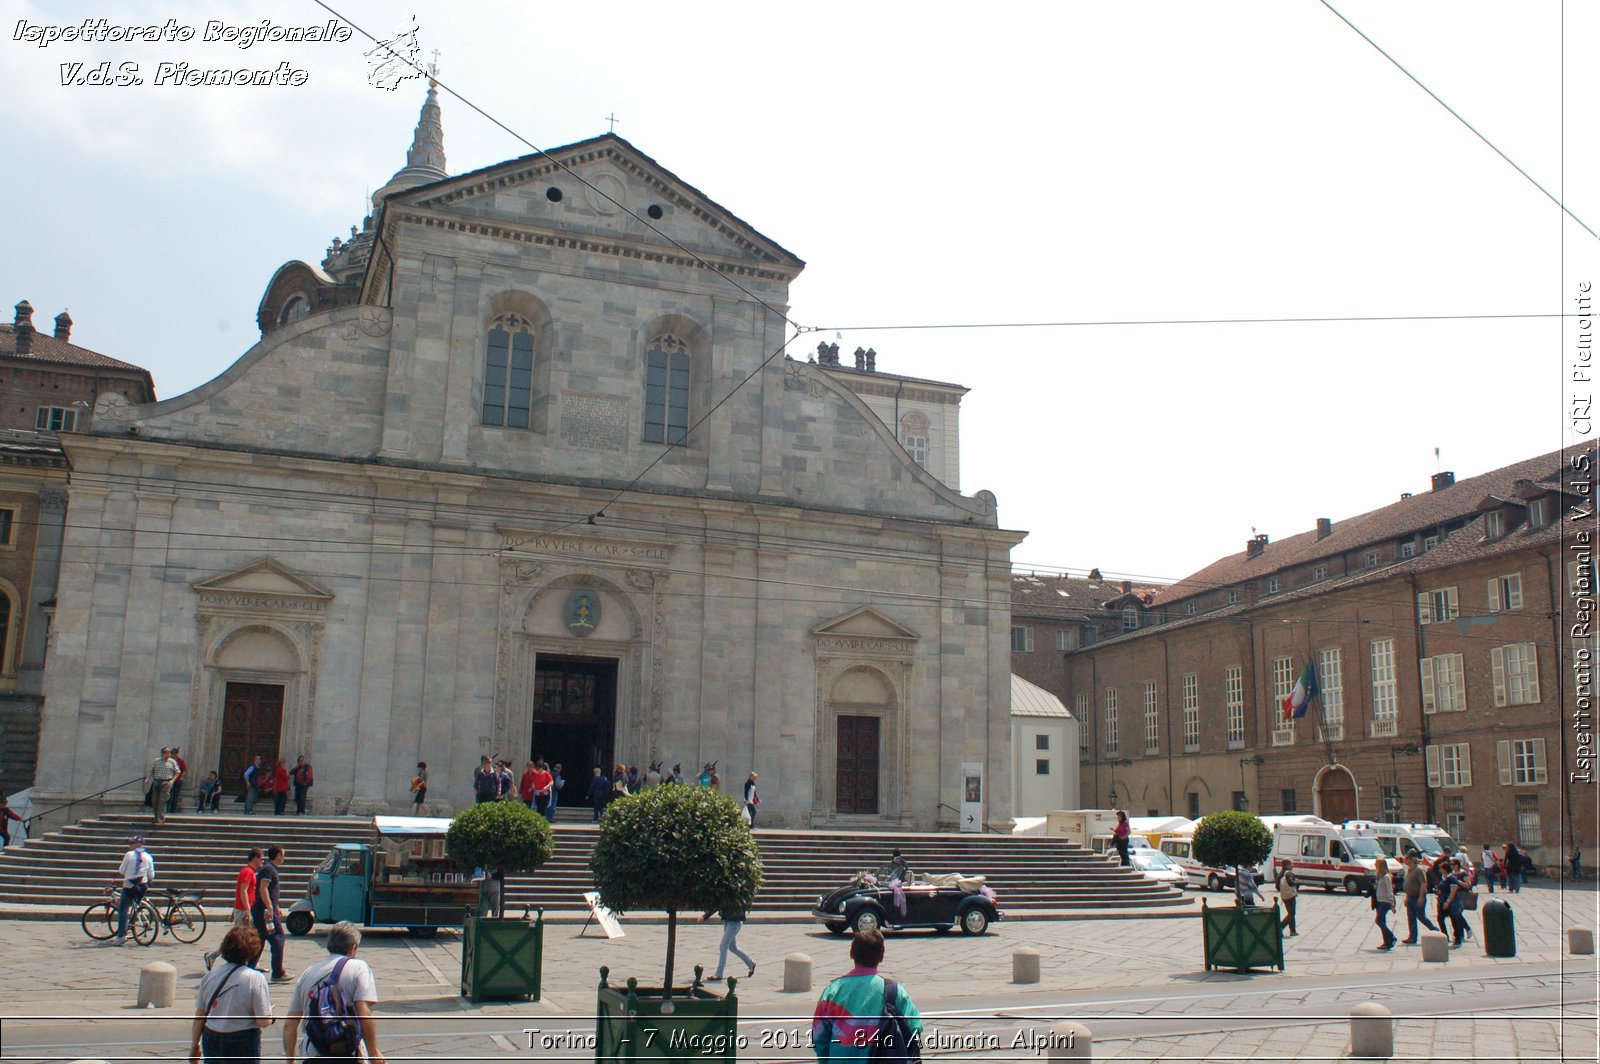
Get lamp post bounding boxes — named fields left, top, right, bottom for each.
left=1105, top=758, right=1133, bottom=809
left=1389, top=744, right=1421, bottom=820
left=1238, top=755, right=1265, bottom=811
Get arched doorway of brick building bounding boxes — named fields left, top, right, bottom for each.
left=1314, top=764, right=1358, bottom=822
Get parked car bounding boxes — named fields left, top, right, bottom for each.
left=812, top=870, right=1002, bottom=935
left=1128, top=846, right=1187, bottom=889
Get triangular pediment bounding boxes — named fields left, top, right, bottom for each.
left=389, top=135, right=803, bottom=274
left=193, top=557, right=334, bottom=602
left=812, top=606, right=919, bottom=641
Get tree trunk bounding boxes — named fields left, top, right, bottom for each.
left=663, top=909, right=678, bottom=998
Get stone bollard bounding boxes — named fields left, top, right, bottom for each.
left=1420, top=934, right=1450, bottom=963
left=1570, top=928, right=1595, bottom=955
left=1350, top=1002, right=1394, bottom=1058
left=1013, top=947, right=1041, bottom=984
left=1044, top=1021, right=1092, bottom=1059
left=782, top=953, right=812, bottom=993
left=136, top=961, right=177, bottom=1008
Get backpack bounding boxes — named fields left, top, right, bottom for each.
left=303, top=956, right=360, bottom=1057
left=870, top=977, right=922, bottom=1063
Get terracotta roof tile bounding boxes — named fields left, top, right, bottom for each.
left=0, top=324, right=152, bottom=375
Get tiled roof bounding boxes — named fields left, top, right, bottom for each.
left=0, top=428, right=67, bottom=461
left=0, top=324, right=150, bottom=374
left=1011, top=572, right=1146, bottom=622
left=1152, top=444, right=1591, bottom=607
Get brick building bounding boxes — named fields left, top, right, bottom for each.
left=1053, top=445, right=1595, bottom=871
left=0, top=302, right=155, bottom=791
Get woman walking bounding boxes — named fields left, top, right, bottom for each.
left=1278, top=859, right=1300, bottom=937
left=702, top=905, right=756, bottom=981
left=1372, top=858, right=1397, bottom=950
left=1112, top=810, right=1132, bottom=867
left=1503, top=842, right=1526, bottom=893
left=189, top=925, right=272, bottom=1063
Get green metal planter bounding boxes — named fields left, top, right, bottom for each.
left=1201, top=898, right=1284, bottom=972
left=461, top=910, right=544, bottom=1001
left=594, top=966, right=739, bottom=1062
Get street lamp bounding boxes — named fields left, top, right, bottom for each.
left=1106, top=758, right=1133, bottom=809
left=1238, top=755, right=1265, bottom=811
left=1389, top=744, right=1421, bottom=819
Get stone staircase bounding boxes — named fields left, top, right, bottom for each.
left=0, top=811, right=1189, bottom=916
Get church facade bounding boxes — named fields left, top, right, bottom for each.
left=35, top=89, right=1024, bottom=828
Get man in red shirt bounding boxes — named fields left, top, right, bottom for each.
left=206, top=848, right=263, bottom=970
left=531, top=761, right=555, bottom=820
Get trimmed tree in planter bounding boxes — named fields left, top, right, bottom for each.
left=589, top=785, right=762, bottom=1061
left=1192, top=810, right=1282, bottom=971
left=446, top=801, right=554, bottom=1000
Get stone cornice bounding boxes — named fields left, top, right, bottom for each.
left=841, top=378, right=966, bottom=405
left=388, top=207, right=797, bottom=284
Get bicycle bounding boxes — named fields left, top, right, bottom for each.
left=81, top=883, right=159, bottom=946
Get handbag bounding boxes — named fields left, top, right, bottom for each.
left=1461, top=890, right=1479, bottom=910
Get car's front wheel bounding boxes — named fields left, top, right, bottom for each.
left=824, top=921, right=848, bottom=935
left=850, top=908, right=881, bottom=934
left=960, top=907, right=989, bottom=935
left=1207, top=873, right=1221, bottom=892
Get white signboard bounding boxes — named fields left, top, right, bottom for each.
left=580, top=891, right=625, bottom=939
left=959, top=762, right=984, bottom=833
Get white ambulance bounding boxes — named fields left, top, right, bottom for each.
left=1157, top=827, right=1238, bottom=892
left=1343, top=820, right=1460, bottom=862
left=1271, top=823, right=1386, bottom=893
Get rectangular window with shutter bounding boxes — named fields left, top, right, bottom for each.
left=1416, top=586, right=1459, bottom=624
left=1497, top=737, right=1548, bottom=784
left=1370, top=639, right=1398, bottom=729
left=1143, top=681, right=1159, bottom=754
left=1488, top=573, right=1523, bottom=612
left=1104, top=688, right=1119, bottom=754
left=1426, top=743, right=1471, bottom=787
left=1271, top=656, right=1295, bottom=745
left=1182, top=673, right=1200, bottom=752
left=1076, top=694, right=1090, bottom=753
left=1491, top=644, right=1541, bottom=706
left=1317, top=647, right=1344, bottom=740
left=1420, top=653, right=1465, bottom=713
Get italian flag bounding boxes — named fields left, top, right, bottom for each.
left=1281, top=663, right=1319, bottom=722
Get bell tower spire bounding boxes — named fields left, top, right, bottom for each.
left=371, top=69, right=448, bottom=210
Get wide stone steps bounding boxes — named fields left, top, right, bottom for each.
left=0, top=813, right=1187, bottom=914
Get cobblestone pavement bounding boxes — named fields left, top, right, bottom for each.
left=1, top=880, right=1595, bottom=1061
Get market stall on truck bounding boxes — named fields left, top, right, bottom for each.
left=286, top=816, right=478, bottom=937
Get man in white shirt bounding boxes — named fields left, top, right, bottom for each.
left=145, top=747, right=178, bottom=826
left=113, top=836, right=155, bottom=944
left=283, top=921, right=385, bottom=1063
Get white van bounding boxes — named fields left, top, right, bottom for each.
left=1343, top=821, right=1460, bottom=862
left=1273, top=824, right=1385, bottom=893
left=1157, top=830, right=1237, bottom=892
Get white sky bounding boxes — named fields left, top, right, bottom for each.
left=4, top=1, right=1596, bottom=582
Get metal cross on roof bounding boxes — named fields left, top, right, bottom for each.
left=605, top=112, right=620, bottom=133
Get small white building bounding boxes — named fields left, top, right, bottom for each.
left=1010, top=674, right=1079, bottom=818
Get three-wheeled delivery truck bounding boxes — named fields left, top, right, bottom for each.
left=286, top=816, right=479, bottom=937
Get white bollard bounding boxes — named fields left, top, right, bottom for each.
left=1350, top=1002, right=1394, bottom=1058
left=1013, top=947, right=1041, bottom=984
left=1044, top=1021, right=1092, bottom=1060
left=1570, top=928, right=1595, bottom=955
left=1420, top=934, right=1450, bottom=963
left=782, top=953, right=812, bottom=993
left=136, top=961, right=177, bottom=1008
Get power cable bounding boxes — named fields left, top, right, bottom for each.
left=1317, top=0, right=1597, bottom=241
left=811, top=311, right=1581, bottom=333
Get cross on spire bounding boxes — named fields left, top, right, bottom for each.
left=428, top=49, right=441, bottom=87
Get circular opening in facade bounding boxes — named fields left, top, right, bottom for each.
left=546, top=187, right=563, bottom=202
left=647, top=204, right=664, bottom=220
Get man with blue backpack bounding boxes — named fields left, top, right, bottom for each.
left=812, top=929, right=922, bottom=1060
left=282, top=921, right=384, bottom=1063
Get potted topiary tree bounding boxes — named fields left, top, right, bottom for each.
left=1192, top=810, right=1282, bottom=972
left=588, top=784, right=762, bottom=1062
left=446, top=800, right=555, bottom=1001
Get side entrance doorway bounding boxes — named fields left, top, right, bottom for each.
left=219, top=681, right=284, bottom=796
left=1317, top=764, right=1358, bottom=822
left=532, top=656, right=617, bottom=810
left=835, top=715, right=881, bottom=815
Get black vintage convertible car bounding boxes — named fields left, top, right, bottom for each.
left=811, top=870, right=1002, bottom=935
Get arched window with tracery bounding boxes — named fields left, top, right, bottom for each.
left=899, top=412, right=930, bottom=467
left=483, top=313, right=536, bottom=429
left=643, top=335, right=691, bottom=445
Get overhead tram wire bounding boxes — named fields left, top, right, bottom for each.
left=810, top=311, right=1580, bottom=333
left=1318, top=0, right=1598, bottom=242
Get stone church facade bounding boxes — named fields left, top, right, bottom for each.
left=35, top=88, right=1024, bottom=827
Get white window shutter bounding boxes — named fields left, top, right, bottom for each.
left=1533, top=737, right=1548, bottom=783
left=1419, top=657, right=1437, bottom=713
left=1497, top=740, right=1513, bottom=785
left=1526, top=645, right=1540, bottom=703
left=1417, top=593, right=1432, bottom=624
left=1509, top=575, right=1523, bottom=610
left=1491, top=647, right=1507, bottom=706
left=1459, top=744, right=1472, bottom=787
left=1448, top=654, right=1466, bottom=712
left=1425, top=744, right=1442, bottom=787
left=1488, top=578, right=1501, bottom=612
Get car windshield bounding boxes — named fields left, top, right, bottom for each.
left=1131, top=851, right=1175, bottom=870
left=1347, top=838, right=1384, bottom=858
